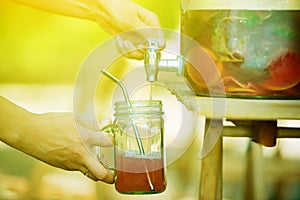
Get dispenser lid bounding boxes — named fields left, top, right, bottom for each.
left=181, top=0, right=300, bottom=10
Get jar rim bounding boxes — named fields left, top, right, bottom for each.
left=114, top=100, right=162, bottom=108
left=114, top=100, right=164, bottom=118
left=115, top=99, right=162, bottom=104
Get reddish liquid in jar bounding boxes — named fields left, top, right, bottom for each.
left=181, top=10, right=300, bottom=98
left=115, top=155, right=166, bottom=194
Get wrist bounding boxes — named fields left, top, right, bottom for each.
left=0, top=107, right=36, bottom=151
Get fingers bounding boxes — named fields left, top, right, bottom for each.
left=112, top=2, right=165, bottom=60
left=76, top=119, right=115, bottom=183
left=134, top=7, right=165, bottom=50
left=115, top=28, right=165, bottom=60
left=76, top=119, right=114, bottom=147
left=135, top=28, right=165, bottom=50
left=82, top=156, right=115, bottom=184
left=116, top=36, right=144, bottom=60
left=88, top=131, right=114, bottom=147
left=77, top=118, right=111, bottom=131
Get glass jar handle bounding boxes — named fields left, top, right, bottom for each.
left=96, top=125, right=116, bottom=176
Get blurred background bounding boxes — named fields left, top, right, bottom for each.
left=1, top=0, right=300, bottom=199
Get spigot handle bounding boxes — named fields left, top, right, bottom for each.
left=144, top=38, right=161, bottom=82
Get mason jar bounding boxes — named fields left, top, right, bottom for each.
left=181, top=0, right=300, bottom=98
left=113, top=100, right=166, bottom=194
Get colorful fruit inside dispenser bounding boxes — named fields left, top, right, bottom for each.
left=185, top=47, right=223, bottom=94
left=182, top=9, right=300, bottom=97
left=261, top=51, right=300, bottom=91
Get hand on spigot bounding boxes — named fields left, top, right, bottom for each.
left=115, top=28, right=165, bottom=60
left=8, top=0, right=165, bottom=60
left=99, top=0, right=166, bottom=59
left=107, top=0, right=165, bottom=60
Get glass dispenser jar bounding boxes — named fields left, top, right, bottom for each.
left=181, top=0, right=300, bottom=98
left=113, top=100, right=166, bottom=194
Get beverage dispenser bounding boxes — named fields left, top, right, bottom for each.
left=181, top=0, right=300, bottom=98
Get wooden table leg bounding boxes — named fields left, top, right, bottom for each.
left=245, top=141, right=265, bottom=200
left=199, top=119, right=223, bottom=200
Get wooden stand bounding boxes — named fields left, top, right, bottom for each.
left=196, top=97, right=300, bottom=200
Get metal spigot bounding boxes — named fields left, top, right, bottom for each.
left=144, top=38, right=183, bottom=82
left=144, top=38, right=161, bottom=82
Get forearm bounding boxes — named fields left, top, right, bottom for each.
left=0, top=96, right=75, bottom=167
left=0, top=96, right=35, bottom=150
left=8, top=0, right=104, bottom=23
left=8, top=0, right=161, bottom=36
